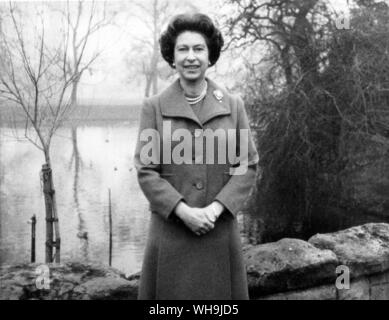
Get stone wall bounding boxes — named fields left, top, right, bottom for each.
left=1, top=222, right=389, bottom=300
left=0, top=262, right=138, bottom=300
left=246, top=223, right=389, bottom=300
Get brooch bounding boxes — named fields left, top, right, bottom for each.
left=213, top=89, right=223, bottom=102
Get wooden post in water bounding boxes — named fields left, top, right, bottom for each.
left=30, top=215, right=36, bottom=263
left=42, top=164, right=61, bottom=263
left=108, top=188, right=112, bottom=267
left=42, top=164, right=53, bottom=262
left=50, top=169, right=61, bottom=263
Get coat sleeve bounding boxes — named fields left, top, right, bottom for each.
left=214, top=96, right=259, bottom=217
left=133, top=98, right=184, bottom=220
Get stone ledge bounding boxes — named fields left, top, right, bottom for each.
left=308, top=223, right=389, bottom=279
left=0, top=262, right=138, bottom=300
left=2, top=223, right=389, bottom=300
left=337, top=277, right=370, bottom=300
left=370, top=271, right=389, bottom=300
left=257, top=284, right=336, bottom=300
left=245, top=238, right=338, bottom=298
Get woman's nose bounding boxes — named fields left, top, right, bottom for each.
left=186, top=49, right=195, bottom=61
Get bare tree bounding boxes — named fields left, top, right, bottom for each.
left=0, top=2, right=111, bottom=262
left=57, top=1, right=117, bottom=249
left=54, top=0, right=117, bottom=107
left=224, top=0, right=389, bottom=240
left=124, top=0, right=197, bottom=97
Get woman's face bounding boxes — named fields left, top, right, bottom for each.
left=174, top=31, right=210, bottom=83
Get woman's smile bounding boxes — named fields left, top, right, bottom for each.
left=184, top=66, right=200, bottom=69
left=184, top=65, right=200, bottom=73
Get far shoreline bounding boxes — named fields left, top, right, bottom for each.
left=0, top=103, right=143, bottom=127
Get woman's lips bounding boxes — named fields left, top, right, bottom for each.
left=184, top=66, right=200, bottom=69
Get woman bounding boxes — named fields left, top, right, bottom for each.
left=134, top=13, right=258, bottom=300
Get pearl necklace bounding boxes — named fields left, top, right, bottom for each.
left=185, top=81, right=208, bottom=105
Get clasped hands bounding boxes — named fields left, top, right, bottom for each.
left=174, top=201, right=224, bottom=236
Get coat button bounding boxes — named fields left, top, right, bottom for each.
left=195, top=181, right=204, bottom=190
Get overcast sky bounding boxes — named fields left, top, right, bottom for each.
left=0, top=0, right=353, bottom=105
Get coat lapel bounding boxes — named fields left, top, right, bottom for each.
left=200, top=78, right=231, bottom=125
left=160, top=78, right=202, bottom=127
left=159, top=77, right=231, bottom=127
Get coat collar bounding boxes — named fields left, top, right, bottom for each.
left=159, top=77, right=231, bottom=127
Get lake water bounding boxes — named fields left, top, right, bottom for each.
left=0, top=120, right=260, bottom=276
left=2, top=118, right=388, bottom=277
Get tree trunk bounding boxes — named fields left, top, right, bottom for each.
left=152, top=71, right=158, bottom=95
left=145, top=74, right=152, bottom=97
left=71, top=78, right=79, bottom=108
left=42, top=150, right=61, bottom=263
left=152, top=0, right=159, bottom=95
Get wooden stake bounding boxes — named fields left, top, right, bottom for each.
left=42, top=164, right=61, bottom=263
left=50, top=171, right=61, bottom=263
left=108, top=188, right=112, bottom=267
left=30, top=215, right=36, bottom=263
left=42, top=164, right=53, bottom=263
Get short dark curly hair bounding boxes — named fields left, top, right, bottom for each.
left=159, top=13, right=224, bottom=68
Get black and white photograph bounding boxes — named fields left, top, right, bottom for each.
left=0, top=0, right=389, bottom=304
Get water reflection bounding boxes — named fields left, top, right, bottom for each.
left=0, top=121, right=293, bottom=275
left=69, top=125, right=89, bottom=262
left=0, top=122, right=151, bottom=275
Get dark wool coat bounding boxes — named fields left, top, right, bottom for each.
left=134, top=77, right=259, bottom=300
